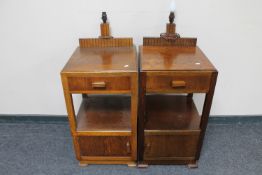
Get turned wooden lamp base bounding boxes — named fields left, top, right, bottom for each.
left=99, top=23, right=113, bottom=39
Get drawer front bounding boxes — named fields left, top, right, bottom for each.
left=146, top=72, right=211, bottom=93
left=67, top=76, right=130, bottom=92
left=78, top=136, right=131, bottom=157
left=144, top=132, right=200, bottom=159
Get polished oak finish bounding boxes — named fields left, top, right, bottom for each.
left=62, top=47, right=137, bottom=73
left=100, top=23, right=112, bottom=38
left=138, top=41, right=217, bottom=166
left=61, top=34, right=138, bottom=165
left=144, top=134, right=200, bottom=159
left=146, top=72, right=211, bottom=93
left=78, top=136, right=131, bottom=157
left=140, top=46, right=215, bottom=71
left=67, top=76, right=131, bottom=93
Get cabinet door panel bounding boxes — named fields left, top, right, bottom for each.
left=78, top=136, right=131, bottom=157
left=144, top=133, right=199, bottom=158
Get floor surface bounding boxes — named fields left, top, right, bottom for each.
left=0, top=121, right=261, bottom=175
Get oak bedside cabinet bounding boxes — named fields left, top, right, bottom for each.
left=61, top=13, right=138, bottom=166
left=138, top=16, right=218, bottom=168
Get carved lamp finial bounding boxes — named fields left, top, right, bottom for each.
left=102, top=12, right=107, bottom=23
left=169, top=12, right=175, bottom=24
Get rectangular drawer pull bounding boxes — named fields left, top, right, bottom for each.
left=171, top=80, right=186, bottom=88
left=92, top=81, right=106, bottom=88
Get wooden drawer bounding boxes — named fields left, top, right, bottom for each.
left=146, top=72, right=211, bottom=93
left=144, top=132, right=200, bottom=159
left=67, top=76, right=130, bottom=92
left=78, top=136, right=131, bottom=157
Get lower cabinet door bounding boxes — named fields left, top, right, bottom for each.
left=78, top=136, right=131, bottom=157
left=144, top=132, right=200, bottom=159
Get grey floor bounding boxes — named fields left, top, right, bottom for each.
left=0, top=121, right=261, bottom=175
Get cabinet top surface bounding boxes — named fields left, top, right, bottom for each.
left=61, top=46, right=137, bottom=73
left=140, top=46, right=216, bottom=72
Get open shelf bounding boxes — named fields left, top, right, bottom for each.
left=145, top=95, right=200, bottom=131
left=76, top=95, right=131, bottom=134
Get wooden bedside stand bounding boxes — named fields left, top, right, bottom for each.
left=61, top=14, right=138, bottom=166
left=138, top=43, right=218, bottom=167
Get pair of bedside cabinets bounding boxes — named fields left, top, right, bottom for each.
left=61, top=21, right=217, bottom=168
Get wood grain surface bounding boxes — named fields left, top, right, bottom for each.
left=62, top=47, right=137, bottom=73
left=143, top=37, right=197, bottom=47
left=76, top=95, right=131, bottom=133
left=79, top=38, right=133, bottom=48
left=144, top=95, right=200, bottom=131
left=140, top=46, right=216, bottom=71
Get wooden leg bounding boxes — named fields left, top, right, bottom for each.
left=130, top=74, right=138, bottom=161
left=79, top=162, right=88, bottom=167
left=138, top=72, right=146, bottom=162
left=187, top=161, right=198, bottom=168
left=196, top=72, right=218, bottom=159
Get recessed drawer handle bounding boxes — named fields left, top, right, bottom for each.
left=171, top=80, right=186, bottom=88
left=92, top=81, right=106, bottom=88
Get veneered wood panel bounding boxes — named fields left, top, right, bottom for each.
left=78, top=136, right=131, bottom=157
left=61, top=47, right=137, bottom=73
left=140, top=46, right=216, bottom=71
left=144, top=133, right=200, bottom=158
left=67, top=76, right=130, bottom=92
left=146, top=72, right=211, bottom=93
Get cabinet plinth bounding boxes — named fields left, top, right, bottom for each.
left=61, top=46, right=138, bottom=165
left=138, top=45, right=218, bottom=166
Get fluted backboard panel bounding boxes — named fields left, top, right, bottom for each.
left=79, top=38, right=133, bottom=48
left=143, top=37, right=197, bottom=47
